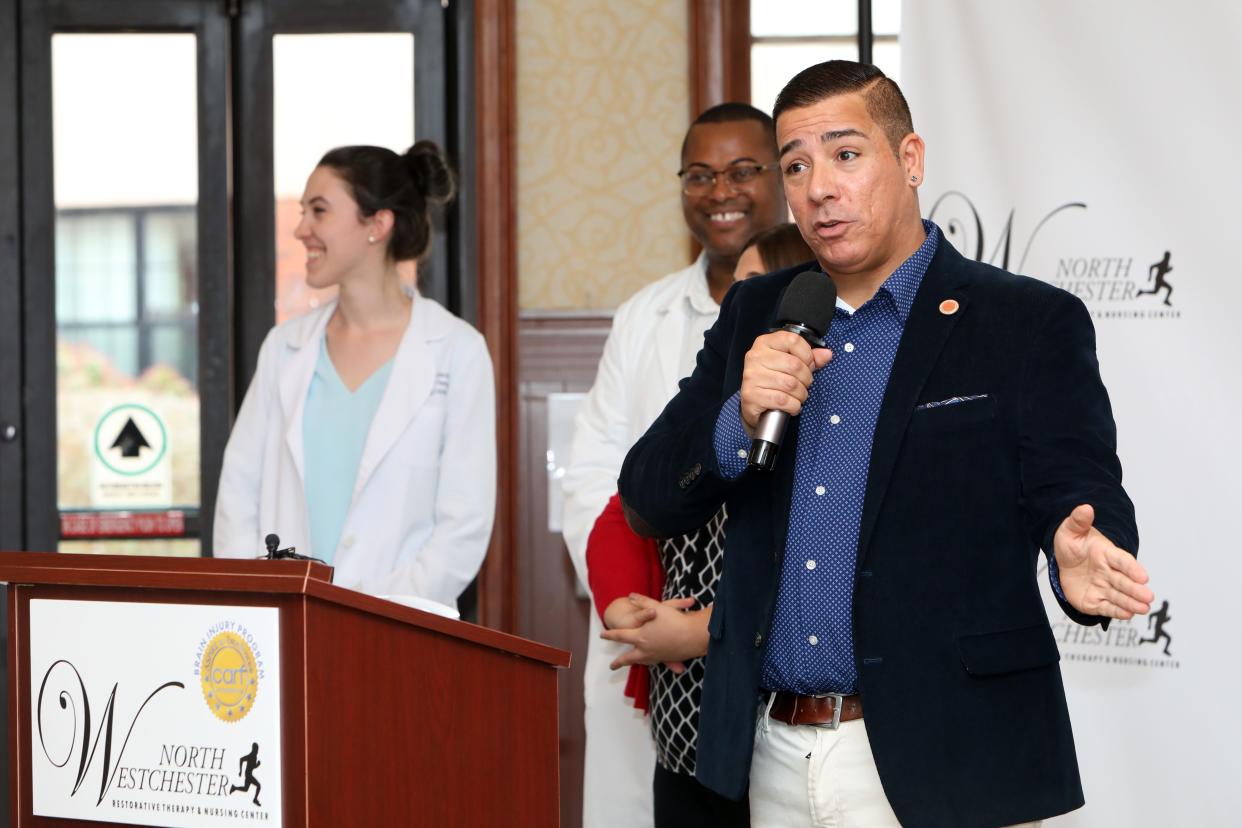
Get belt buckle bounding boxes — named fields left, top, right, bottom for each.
left=809, top=692, right=845, bottom=730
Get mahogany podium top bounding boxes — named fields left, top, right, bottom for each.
left=0, top=551, right=568, bottom=668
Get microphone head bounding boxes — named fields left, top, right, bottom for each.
left=264, top=533, right=279, bottom=552
left=776, top=271, right=837, bottom=338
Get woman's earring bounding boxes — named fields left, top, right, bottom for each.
left=367, top=235, right=376, bottom=244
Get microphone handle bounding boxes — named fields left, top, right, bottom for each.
left=747, top=410, right=787, bottom=472
left=745, top=322, right=827, bottom=472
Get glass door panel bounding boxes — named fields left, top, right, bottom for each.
left=52, top=33, right=201, bottom=556
left=272, top=33, right=415, bottom=323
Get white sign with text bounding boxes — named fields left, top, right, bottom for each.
left=30, top=600, right=282, bottom=827
left=903, top=2, right=1242, bottom=824
left=90, top=403, right=173, bottom=508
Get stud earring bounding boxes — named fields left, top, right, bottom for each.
left=367, top=235, right=376, bottom=244
left=910, top=175, right=918, bottom=182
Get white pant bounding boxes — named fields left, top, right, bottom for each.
left=750, top=706, right=1041, bottom=828
left=581, top=612, right=655, bottom=828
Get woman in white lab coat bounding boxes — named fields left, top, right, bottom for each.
left=213, top=142, right=495, bottom=609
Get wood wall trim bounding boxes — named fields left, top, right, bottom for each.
left=688, top=0, right=752, bottom=118
left=475, top=0, right=519, bottom=633
left=518, top=313, right=613, bottom=381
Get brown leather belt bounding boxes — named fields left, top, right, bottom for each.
left=769, top=691, right=863, bottom=729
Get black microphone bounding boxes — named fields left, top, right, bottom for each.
left=262, top=532, right=326, bottom=564
left=747, top=271, right=837, bottom=472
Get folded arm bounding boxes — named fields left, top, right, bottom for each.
left=586, top=493, right=663, bottom=625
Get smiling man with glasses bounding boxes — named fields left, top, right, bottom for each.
left=675, top=106, right=787, bottom=304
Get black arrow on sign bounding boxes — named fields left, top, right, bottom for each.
left=111, top=417, right=150, bottom=458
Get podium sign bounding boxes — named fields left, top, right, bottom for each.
left=3, top=553, right=568, bottom=826
left=28, top=600, right=283, bottom=827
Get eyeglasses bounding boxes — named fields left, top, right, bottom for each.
left=677, top=162, right=779, bottom=196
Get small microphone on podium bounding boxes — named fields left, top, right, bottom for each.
left=748, top=271, right=838, bottom=472
left=262, top=531, right=327, bottom=564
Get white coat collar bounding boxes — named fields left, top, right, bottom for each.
left=278, top=287, right=447, bottom=490
left=653, top=252, right=713, bottom=317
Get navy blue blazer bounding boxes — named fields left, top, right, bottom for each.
left=618, top=239, right=1138, bottom=827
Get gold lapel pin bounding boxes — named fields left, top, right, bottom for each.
left=939, top=299, right=960, bottom=315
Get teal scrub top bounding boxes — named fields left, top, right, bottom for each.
left=302, top=338, right=394, bottom=563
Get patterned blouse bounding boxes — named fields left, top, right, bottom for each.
left=649, top=505, right=727, bottom=775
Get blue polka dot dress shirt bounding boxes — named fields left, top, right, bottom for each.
left=714, top=221, right=940, bottom=694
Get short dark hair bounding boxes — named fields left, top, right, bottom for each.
left=318, top=140, right=455, bottom=261
left=772, top=61, right=914, bottom=155
left=680, top=102, right=778, bottom=162
left=745, top=222, right=815, bottom=274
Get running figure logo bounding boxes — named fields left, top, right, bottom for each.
left=229, top=742, right=262, bottom=806
left=1137, top=250, right=1174, bottom=306
left=1139, top=600, right=1173, bottom=657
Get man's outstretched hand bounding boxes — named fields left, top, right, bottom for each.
left=1053, top=504, right=1154, bottom=620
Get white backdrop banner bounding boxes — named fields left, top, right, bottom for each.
left=902, top=2, right=1241, bottom=825
left=29, top=600, right=282, bottom=827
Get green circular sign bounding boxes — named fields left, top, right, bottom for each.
left=93, top=403, right=168, bottom=477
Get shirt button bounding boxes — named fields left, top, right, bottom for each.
left=341, top=534, right=355, bottom=549
left=830, top=414, right=841, bottom=425
left=844, top=342, right=855, bottom=353
left=806, top=560, right=816, bottom=570
left=808, top=635, right=819, bottom=646
left=754, top=633, right=764, bottom=648
left=814, top=485, right=825, bottom=496
left=737, top=448, right=747, bottom=459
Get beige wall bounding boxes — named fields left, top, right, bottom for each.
left=516, top=0, right=691, bottom=311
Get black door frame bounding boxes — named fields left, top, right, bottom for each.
left=0, top=3, right=20, bottom=819
left=0, top=0, right=24, bottom=555
left=7, top=0, right=464, bottom=558
left=15, top=0, right=232, bottom=554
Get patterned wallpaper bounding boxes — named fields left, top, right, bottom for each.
left=516, top=0, right=692, bottom=310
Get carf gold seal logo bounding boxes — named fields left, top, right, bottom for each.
left=197, top=626, right=260, bottom=722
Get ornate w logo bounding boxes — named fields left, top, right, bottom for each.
left=37, top=660, right=183, bottom=805
left=929, top=191, right=1086, bottom=273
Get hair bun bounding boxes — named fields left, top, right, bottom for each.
left=403, top=140, right=455, bottom=205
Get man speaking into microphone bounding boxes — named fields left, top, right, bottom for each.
left=618, top=60, right=1153, bottom=828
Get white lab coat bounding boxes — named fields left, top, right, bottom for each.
left=561, top=255, right=719, bottom=828
left=213, top=292, right=496, bottom=608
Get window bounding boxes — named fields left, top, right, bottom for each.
left=271, top=33, right=416, bottom=323
left=750, top=0, right=903, bottom=113
left=57, top=207, right=197, bottom=383
left=51, top=33, right=202, bottom=556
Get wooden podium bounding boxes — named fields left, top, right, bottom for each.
left=0, top=552, right=569, bottom=827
